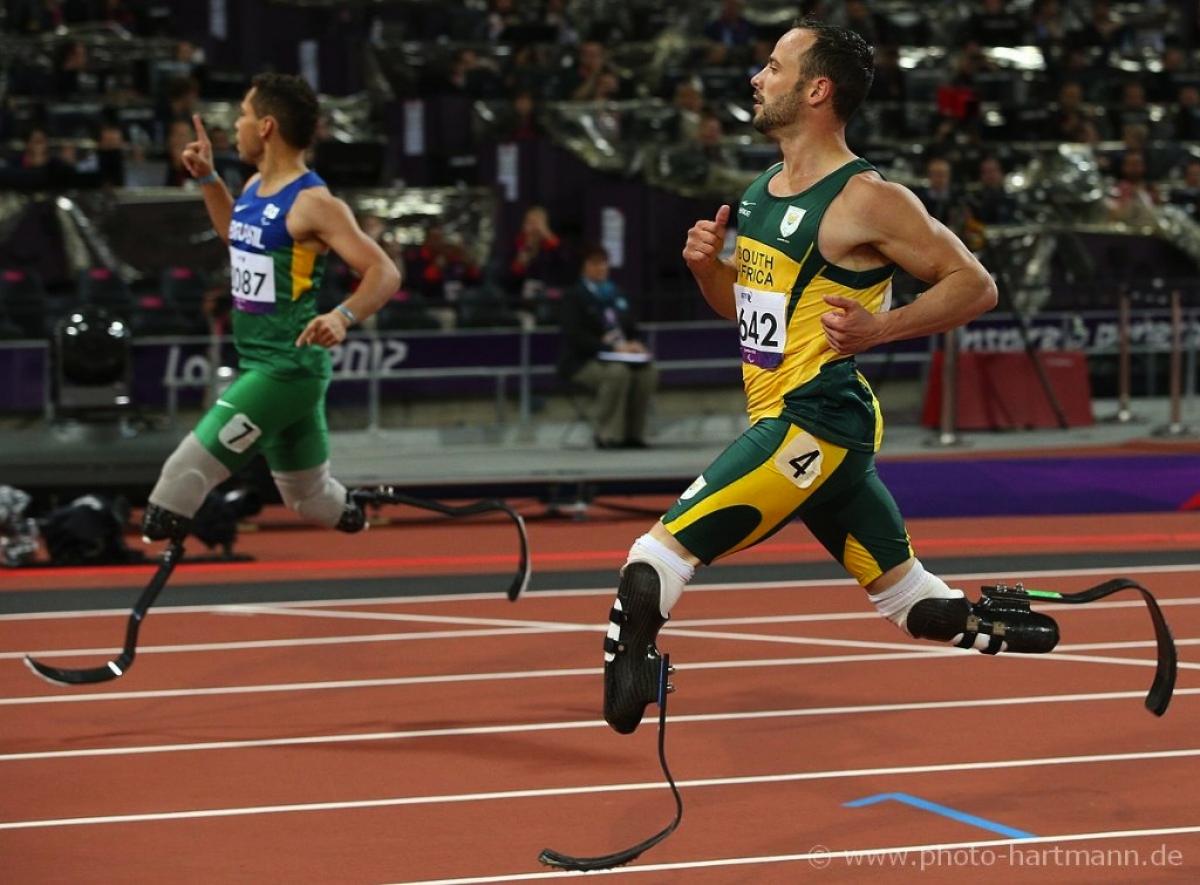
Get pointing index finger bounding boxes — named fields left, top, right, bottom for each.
left=192, top=114, right=210, bottom=142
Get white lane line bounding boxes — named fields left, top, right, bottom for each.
left=0, top=626, right=556, bottom=661
left=7, top=601, right=1198, bottom=664
left=2, top=562, right=1198, bottom=621
left=0, top=650, right=1019, bottom=706
left=3, top=636, right=1195, bottom=707
left=2, top=688, right=1196, bottom=762
left=238, top=605, right=589, bottom=631
left=663, top=626, right=1200, bottom=672
left=395, top=825, right=1200, bottom=884
left=2, top=746, right=1198, bottom=831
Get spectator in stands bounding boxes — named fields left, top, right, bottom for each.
left=542, top=0, right=578, bottom=46
left=557, top=245, right=657, bottom=450
left=163, top=119, right=193, bottom=187
left=9, top=126, right=74, bottom=189
left=8, top=0, right=64, bottom=33
left=96, top=122, right=127, bottom=188
left=705, top=0, right=754, bottom=46
left=1172, top=84, right=1200, bottom=141
left=405, top=225, right=483, bottom=303
left=1149, top=43, right=1190, bottom=103
left=869, top=43, right=906, bottom=133
left=156, top=76, right=200, bottom=141
left=445, top=48, right=502, bottom=99
left=475, top=0, right=521, bottom=43
left=671, top=79, right=706, bottom=142
left=1052, top=45, right=1108, bottom=101
left=559, top=41, right=610, bottom=101
left=207, top=124, right=247, bottom=193
left=360, top=214, right=404, bottom=268
left=504, top=205, right=569, bottom=302
left=403, top=224, right=450, bottom=301
left=664, top=111, right=735, bottom=186
left=832, top=0, right=892, bottom=47
left=915, top=156, right=968, bottom=234
left=1027, top=0, right=1069, bottom=54
left=1049, top=80, right=1089, bottom=140
left=959, top=0, right=1024, bottom=47
left=1108, top=80, right=1153, bottom=138
left=1107, top=149, right=1161, bottom=223
left=497, top=89, right=544, bottom=141
left=967, top=155, right=1018, bottom=226
left=1168, top=156, right=1200, bottom=220
left=100, top=0, right=142, bottom=33
left=53, top=39, right=97, bottom=96
left=1070, top=0, right=1130, bottom=54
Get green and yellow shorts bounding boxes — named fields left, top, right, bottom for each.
left=662, top=417, right=913, bottom=586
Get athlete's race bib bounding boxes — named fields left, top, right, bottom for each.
left=230, top=248, right=276, bottom=314
left=736, top=285, right=787, bottom=369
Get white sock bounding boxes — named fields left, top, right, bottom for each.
left=625, top=533, right=695, bottom=618
left=868, top=559, right=963, bottom=636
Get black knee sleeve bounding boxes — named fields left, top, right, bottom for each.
left=907, top=596, right=1059, bottom=654
left=141, top=503, right=191, bottom=542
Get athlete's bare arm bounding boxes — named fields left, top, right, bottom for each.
left=682, top=204, right=738, bottom=320
left=290, top=189, right=401, bottom=347
left=819, top=176, right=997, bottom=355
left=181, top=114, right=235, bottom=246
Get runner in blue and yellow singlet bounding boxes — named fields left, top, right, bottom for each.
left=602, top=20, right=1065, bottom=737
left=142, top=73, right=400, bottom=543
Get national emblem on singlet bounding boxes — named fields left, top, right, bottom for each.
left=733, top=158, right=895, bottom=453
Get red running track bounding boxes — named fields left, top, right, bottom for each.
left=0, top=511, right=1198, bottom=883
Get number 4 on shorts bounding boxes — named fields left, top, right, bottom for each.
left=218, top=413, right=262, bottom=453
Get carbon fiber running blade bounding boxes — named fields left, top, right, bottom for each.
left=23, top=655, right=125, bottom=685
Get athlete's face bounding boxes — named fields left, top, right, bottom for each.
left=235, top=89, right=269, bottom=164
left=749, top=29, right=812, bottom=135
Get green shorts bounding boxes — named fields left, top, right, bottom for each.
left=192, top=370, right=330, bottom=474
left=662, top=417, right=913, bottom=586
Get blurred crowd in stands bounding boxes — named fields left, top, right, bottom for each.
left=3, top=0, right=1200, bottom=339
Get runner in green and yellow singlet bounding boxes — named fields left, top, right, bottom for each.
left=601, top=20, right=1067, bottom=738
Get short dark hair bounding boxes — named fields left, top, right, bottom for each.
left=792, top=17, right=875, bottom=122
left=582, top=245, right=609, bottom=264
left=249, top=72, right=319, bottom=149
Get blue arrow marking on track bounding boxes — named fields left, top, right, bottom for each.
left=845, top=792, right=1036, bottom=839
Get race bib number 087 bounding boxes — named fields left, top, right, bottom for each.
left=230, top=248, right=276, bottom=314
left=736, top=285, right=786, bottom=369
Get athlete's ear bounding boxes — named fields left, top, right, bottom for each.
left=808, top=76, right=834, bottom=107
left=259, top=115, right=275, bottom=141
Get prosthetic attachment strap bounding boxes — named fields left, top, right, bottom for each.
left=353, top=489, right=530, bottom=601
left=538, top=654, right=682, bottom=871
left=25, top=540, right=185, bottom=685
left=984, top=578, right=1177, bottom=717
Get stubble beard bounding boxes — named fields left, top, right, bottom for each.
left=752, top=90, right=802, bottom=135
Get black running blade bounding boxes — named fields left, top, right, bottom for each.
left=24, top=655, right=127, bottom=685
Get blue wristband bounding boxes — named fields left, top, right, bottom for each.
left=334, top=304, right=357, bottom=326
left=195, top=171, right=220, bottom=186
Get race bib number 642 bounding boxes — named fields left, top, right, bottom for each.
left=736, top=285, right=787, bottom=369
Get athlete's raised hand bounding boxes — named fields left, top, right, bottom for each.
left=682, top=204, right=730, bottom=271
left=181, top=113, right=215, bottom=180
left=820, top=295, right=884, bottom=355
left=296, top=311, right=350, bottom=348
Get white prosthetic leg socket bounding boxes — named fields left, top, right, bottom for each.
left=624, top=533, right=696, bottom=619
left=148, top=433, right=232, bottom=518
left=868, top=559, right=964, bottom=637
left=272, top=462, right=349, bottom=529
